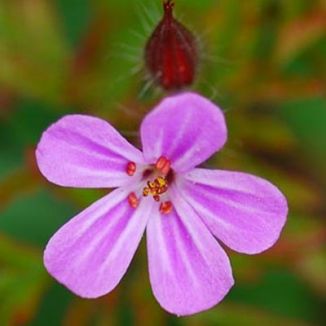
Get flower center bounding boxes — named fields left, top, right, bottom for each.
left=142, top=176, right=168, bottom=202
left=125, top=156, right=174, bottom=214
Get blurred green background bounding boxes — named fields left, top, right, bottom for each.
left=0, top=0, right=325, bottom=325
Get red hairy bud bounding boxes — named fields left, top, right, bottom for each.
left=145, top=0, right=198, bottom=91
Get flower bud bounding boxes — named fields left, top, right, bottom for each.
left=145, top=0, right=198, bottom=91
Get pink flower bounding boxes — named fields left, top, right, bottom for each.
left=36, top=92, right=288, bottom=316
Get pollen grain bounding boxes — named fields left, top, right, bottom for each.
left=143, top=176, right=168, bottom=201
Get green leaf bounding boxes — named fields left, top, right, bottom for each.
left=0, top=188, right=77, bottom=247
left=0, top=235, right=48, bottom=325
left=228, top=268, right=324, bottom=323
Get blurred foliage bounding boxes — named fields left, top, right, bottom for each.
left=0, top=0, right=325, bottom=325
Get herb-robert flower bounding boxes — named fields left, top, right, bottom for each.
left=36, top=92, right=288, bottom=316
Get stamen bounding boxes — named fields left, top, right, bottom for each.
left=142, top=176, right=168, bottom=201
left=143, top=187, right=150, bottom=197
left=128, top=192, right=139, bottom=208
left=155, top=156, right=171, bottom=175
left=160, top=201, right=173, bottom=214
left=126, top=161, right=136, bottom=176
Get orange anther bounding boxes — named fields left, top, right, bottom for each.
left=126, top=162, right=136, bottom=176
left=155, top=156, right=171, bottom=175
left=159, top=201, right=173, bottom=214
left=127, top=192, right=139, bottom=208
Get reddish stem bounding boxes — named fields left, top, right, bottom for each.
left=163, top=0, right=174, bottom=19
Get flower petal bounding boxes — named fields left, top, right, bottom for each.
left=44, top=189, right=153, bottom=298
left=146, top=187, right=234, bottom=316
left=36, top=115, right=144, bottom=188
left=140, top=92, right=227, bottom=172
left=181, top=169, right=288, bottom=254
